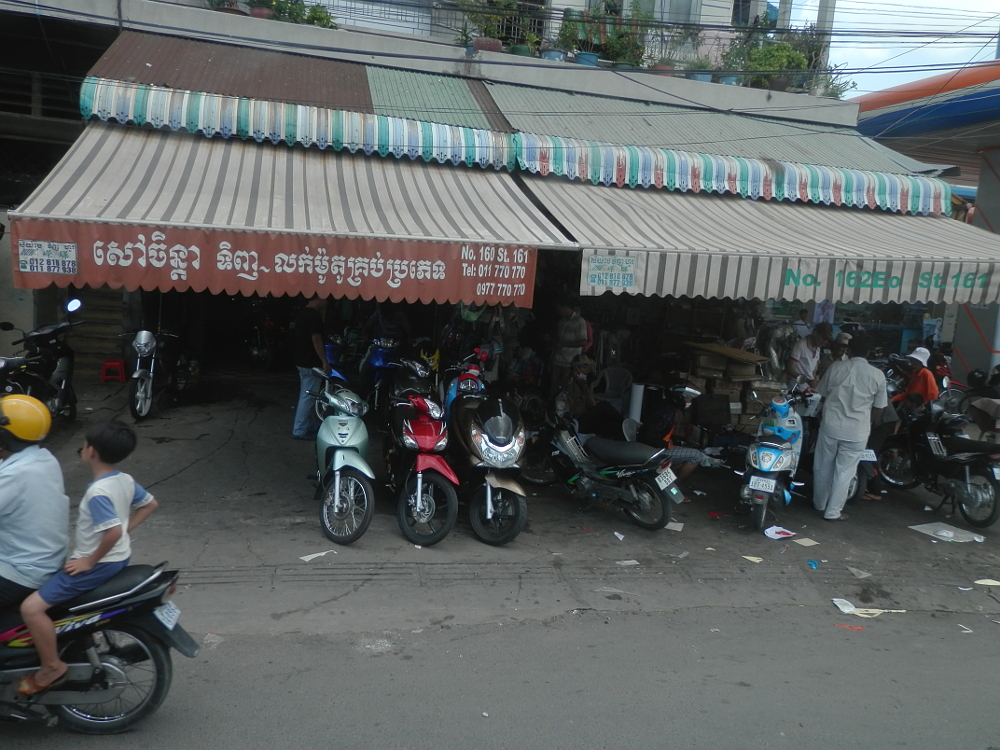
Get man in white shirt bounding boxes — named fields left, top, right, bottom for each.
left=786, top=322, right=832, bottom=388
left=550, top=301, right=588, bottom=396
left=813, top=335, right=887, bottom=521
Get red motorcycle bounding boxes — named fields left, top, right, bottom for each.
left=384, top=390, right=459, bottom=545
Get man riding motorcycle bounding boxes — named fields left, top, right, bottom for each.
left=0, top=395, right=69, bottom=613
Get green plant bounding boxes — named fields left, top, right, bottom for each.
left=596, top=0, right=651, bottom=64
left=525, top=32, right=542, bottom=54
left=306, top=3, right=336, bottom=28
left=458, top=0, right=517, bottom=40
left=746, top=42, right=807, bottom=87
left=817, top=64, right=857, bottom=99
left=270, top=0, right=337, bottom=27
left=247, top=0, right=272, bottom=7
left=206, top=0, right=240, bottom=8
left=555, top=16, right=579, bottom=51
left=455, top=21, right=473, bottom=46
left=684, top=57, right=713, bottom=71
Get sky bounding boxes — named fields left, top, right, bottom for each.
left=788, top=0, right=1000, bottom=95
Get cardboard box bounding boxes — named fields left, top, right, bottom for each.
left=686, top=375, right=707, bottom=393
left=729, top=402, right=743, bottom=414
left=694, top=367, right=725, bottom=379
left=726, top=361, right=758, bottom=378
left=694, top=353, right=728, bottom=371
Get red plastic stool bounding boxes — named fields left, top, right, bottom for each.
left=100, top=359, right=127, bottom=384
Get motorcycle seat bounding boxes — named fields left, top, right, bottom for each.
left=585, top=437, right=662, bottom=466
left=942, top=436, right=1000, bottom=455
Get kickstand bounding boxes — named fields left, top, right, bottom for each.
left=931, top=494, right=954, bottom=515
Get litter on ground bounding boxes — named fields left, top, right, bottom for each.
left=299, top=550, right=337, bottom=562
left=764, top=525, right=796, bottom=539
left=807, top=560, right=819, bottom=569
left=616, top=559, right=640, bottom=566
left=665, top=522, right=684, bottom=532
left=974, top=579, right=1000, bottom=586
left=832, top=597, right=907, bottom=618
left=835, top=624, right=864, bottom=631
left=793, top=538, right=820, bottom=547
left=741, top=556, right=763, bottom=563
left=909, top=522, right=985, bottom=543
left=846, top=566, right=872, bottom=579
left=614, top=532, right=625, bottom=541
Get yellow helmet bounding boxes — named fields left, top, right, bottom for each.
left=0, top=394, right=52, bottom=445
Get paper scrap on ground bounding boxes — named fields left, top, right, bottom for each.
left=203, top=633, right=224, bottom=650
left=614, top=532, right=625, bottom=541
left=909, top=522, right=985, bottom=543
left=958, top=624, right=973, bottom=633
left=793, top=538, right=820, bottom=547
left=299, top=550, right=337, bottom=562
left=742, top=556, right=763, bottom=563
left=667, top=551, right=689, bottom=559
left=596, top=587, right=638, bottom=595
left=616, top=559, right=640, bottom=566
left=693, top=490, right=707, bottom=496
left=974, top=579, right=1000, bottom=586
left=665, top=522, right=684, bottom=532
left=958, top=586, right=973, bottom=591
left=832, top=598, right=906, bottom=618
left=705, top=547, right=716, bottom=551
left=764, top=525, right=796, bottom=539
left=835, top=624, right=864, bottom=631
left=847, top=566, right=872, bottom=579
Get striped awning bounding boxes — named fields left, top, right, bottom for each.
left=80, top=77, right=951, bottom=217
left=9, top=123, right=570, bottom=306
left=519, top=175, right=1000, bottom=304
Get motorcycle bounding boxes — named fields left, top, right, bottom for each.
left=361, top=337, right=401, bottom=414
left=124, top=330, right=189, bottom=421
left=878, top=398, right=1000, bottom=528
left=309, top=370, right=376, bottom=545
left=0, top=299, right=83, bottom=421
left=444, top=353, right=529, bottom=546
left=520, top=400, right=678, bottom=530
left=383, top=369, right=459, bottom=545
left=0, top=563, right=198, bottom=734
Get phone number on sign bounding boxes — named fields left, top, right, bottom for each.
left=475, top=283, right=527, bottom=297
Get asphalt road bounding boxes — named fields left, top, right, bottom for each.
left=3, top=371, right=1000, bottom=748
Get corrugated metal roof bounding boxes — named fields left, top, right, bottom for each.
left=486, top=83, right=927, bottom=175
left=89, top=31, right=375, bottom=114
left=367, top=66, right=493, bottom=131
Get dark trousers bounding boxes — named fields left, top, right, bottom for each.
left=0, top=575, right=34, bottom=615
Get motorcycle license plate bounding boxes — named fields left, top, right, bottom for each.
left=153, top=601, right=181, bottom=631
left=748, top=475, right=777, bottom=493
left=655, top=467, right=677, bottom=490
left=859, top=450, right=877, bottom=462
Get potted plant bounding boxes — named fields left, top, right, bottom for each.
left=247, top=0, right=272, bottom=18
left=207, top=0, right=248, bottom=14
left=460, top=0, right=516, bottom=54
left=455, top=22, right=474, bottom=56
left=747, top=42, right=808, bottom=90
left=541, top=15, right=577, bottom=62
left=684, top=57, right=713, bottom=82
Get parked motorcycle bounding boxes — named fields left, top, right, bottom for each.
left=310, top=370, right=376, bottom=544
left=521, top=401, right=678, bottom=530
left=878, top=399, right=1000, bottom=527
left=444, top=353, right=529, bottom=546
left=383, top=380, right=459, bottom=545
left=0, top=563, right=198, bottom=734
left=0, top=299, right=83, bottom=421
left=361, top=337, right=401, bottom=413
left=125, top=330, right=189, bottom=421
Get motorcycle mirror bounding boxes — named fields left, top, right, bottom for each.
left=0, top=322, right=13, bottom=332
left=66, top=298, right=82, bottom=313
left=747, top=390, right=759, bottom=402
left=941, top=376, right=950, bottom=388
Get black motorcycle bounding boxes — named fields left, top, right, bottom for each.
left=0, top=299, right=83, bottom=421
left=878, top=400, right=1000, bottom=527
left=521, top=404, right=679, bottom=530
left=0, top=563, right=198, bottom=733
left=123, top=329, right=190, bottom=421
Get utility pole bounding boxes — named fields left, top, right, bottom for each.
left=777, top=0, right=793, bottom=31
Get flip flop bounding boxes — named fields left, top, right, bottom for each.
left=681, top=496, right=692, bottom=504
left=862, top=493, right=883, bottom=502
left=18, top=670, right=68, bottom=696
left=824, top=513, right=850, bottom=522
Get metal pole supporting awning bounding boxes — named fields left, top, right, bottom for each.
left=520, top=175, right=1000, bottom=305
left=9, top=123, right=575, bottom=308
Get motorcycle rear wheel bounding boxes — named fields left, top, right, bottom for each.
left=938, top=387, right=965, bottom=413
left=623, top=478, right=670, bottom=530
left=520, top=443, right=557, bottom=485
left=398, top=472, right=458, bottom=546
left=957, top=470, right=1000, bottom=528
left=469, top=486, right=527, bottom=546
left=129, top=378, right=154, bottom=421
left=751, top=499, right=768, bottom=531
left=877, top=445, right=920, bottom=490
left=55, top=625, right=172, bottom=734
left=319, top=468, right=375, bottom=544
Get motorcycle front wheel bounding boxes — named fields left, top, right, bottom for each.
left=319, top=468, right=375, bottom=544
left=397, top=471, right=458, bottom=546
left=623, top=478, right=670, bottom=530
left=751, top=499, right=769, bottom=531
left=468, top=485, right=527, bottom=546
left=877, top=445, right=920, bottom=490
left=520, top=442, right=557, bottom=485
left=55, top=625, right=172, bottom=734
left=938, top=387, right=965, bottom=413
left=957, top=470, right=1000, bottom=528
left=129, top=377, right=154, bottom=421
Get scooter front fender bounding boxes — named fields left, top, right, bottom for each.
left=416, top=453, right=459, bottom=485
left=131, top=369, right=151, bottom=380
left=485, top=472, right=525, bottom=496
left=331, top=449, right=376, bottom=480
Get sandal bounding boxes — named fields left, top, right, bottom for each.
left=18, top=670, right=68, bottom=696
left=824, top=513, right=850, bottom=522
left=862, top=492, right=883, bottom=502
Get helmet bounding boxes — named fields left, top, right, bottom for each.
left=0, top=394, right=51, bottom=448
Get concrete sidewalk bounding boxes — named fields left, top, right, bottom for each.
left=40, top=371, right=1000, bottom=638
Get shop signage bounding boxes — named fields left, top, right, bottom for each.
left=585, top=253, right=642, bottom=292
left=11, top=221, right=537, bottom=308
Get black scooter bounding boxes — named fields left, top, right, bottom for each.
left=0, top=563, right=198, bottom=733
left=0, top=299, right=83, bottom=421
left=879, top=399, right=1000, bottom=527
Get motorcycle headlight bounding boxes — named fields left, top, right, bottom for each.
left=403, top=432, right=419, bottom=450
left=424, top=399, right=444, bottom=421
left=435, top=433, right=449, bottom=451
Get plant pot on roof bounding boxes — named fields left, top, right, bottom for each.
left=747, top=42, right=807, bottom=90
left=207, top=0, right=249, bottom=14
left=684, top=58, right=713, bottom=82
left=247, top=0, right=272, bottom=17
left=460, top=0, right=516, bottom=54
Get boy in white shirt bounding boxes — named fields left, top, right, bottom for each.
left=18, top=420, right=158, bottom=695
